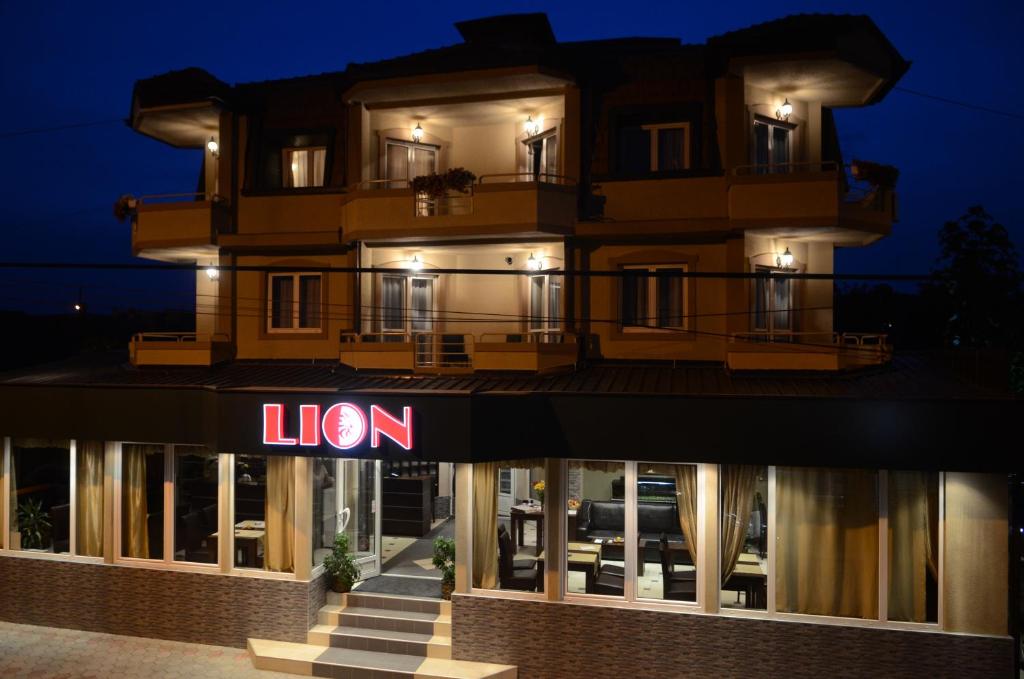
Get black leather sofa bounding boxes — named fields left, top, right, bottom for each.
left=576, top=500, right=690, bottom=563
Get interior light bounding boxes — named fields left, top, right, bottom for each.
left=205, top=266, right=220, bottom=280
left=411, top=123, right=424, bottom=142
left=408, top=255, right=424, bottom=271
left=776, top=98, right=793, bottom=121
left=527, top=253, right=544, bottom=271
left=525, top=115, right=540, bottom=136
left=207, top=136, right=219, bottom=156
left=777, top=247, right=794, bottom=268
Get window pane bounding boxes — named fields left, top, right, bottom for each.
left=411, top=146, right=436, bottom=178
left=543, top=134, right=559, bottom=177
left=568, top=460, right=625, bottom=598
left=754, top=123, right=770, bottom=173
left=656, top=268, right=684, bottom=328
left=312, top=148, right=326, bottom=187
left=776, top=467, right=878, bottom=619
left=11, top=439, right=70, bottom=553
left=76, top=440, right=104, bottom=557
left=313, top=458, right=339, bottom=568
left=657, top=127, right=686, bottom=171
left=634, top=463, right=698, bottom=602
left=720, top=465, right=767, bottom=610
left=547, top=276, right=562, bottom=331
left=529, top=276, right=545, bottom=331
left=342, top=459, right=376, bottom=560
left=492, top=461, right=544, bottom=592
left=386, top=143, right=410, bottom=185
left=753, top=269, right=769, bottom=331
left=617, top=126, right=651, bottom=175
left=271, top=276, right=294, bottom=329
left=234, top=454, right=292, bottom=572
left=621, top=270, right=646, bottom=327
left=410, top=278, right=433, bottom=332
left=382, top=275, right=405, bottom=332
left=121, top=444, right=164, bottom=560
left=299, top=275, right=321, bottom=329
left=888, top=471, right=939, bottom=623
left=173, top=446, right=218, bottom=565
left=286, top=148, right=309, bottom=188
left=773, top=277, right=792, bottom=331
left=772, top=126, right=790, bottom=170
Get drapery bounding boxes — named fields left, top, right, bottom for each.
left=76, top=441, right=104, bottom=557
left=673, top=465, right=699, bottom=565
left=776, top=467, right=878, bottom=619
left=472, top=462, right=498, bottom=589
left=888, top=471, right=939, bottom=623
left=720, top=465, right=759, bottom=583
left=265, top=455, right=295, bottom=573
left=121, top=444, right=150, bottom=559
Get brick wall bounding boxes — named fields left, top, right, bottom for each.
left=0, top=555, right=325, bottom=648
left=452, top=595, right=1015, bottom=679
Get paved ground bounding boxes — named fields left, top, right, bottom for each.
left=0, top=621, right=297, bottom=679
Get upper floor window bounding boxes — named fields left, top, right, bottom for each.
left=268, top=273, right=322, bottom=332
left=528, top=274, right=562, bottom=333
left=621, top=264, right=687, bottom=331
left=617, top=122, right=691, bottom=175
left=384, top=139, right=438, bottom=187
left=753, top=266, right=793, bottom=333
left=753, top=116, right=794, bottom=174
left=283, top=147, right=326, bottom=188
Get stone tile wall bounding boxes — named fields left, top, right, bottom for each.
left=452, top=595, right=1015, bottom=679
left=0, top=555, right=325, bottom=648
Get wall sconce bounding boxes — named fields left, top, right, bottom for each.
left=407, top=255, right=424, bottom=271
left=411, top=123, right=424, bottom=142
left=207, top=136, right=220, bottom=157
left=205, top=266, right=220, bottom=280
left=527, top=253, right=544, bottom=271
left=776, top=98, right=793, bottom=121
left=776, top=247, right=794, bottom=268
left=525, top=115, right=541, bottom=136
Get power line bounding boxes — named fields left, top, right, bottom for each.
left=894, top=87, right=1024, bottom=121
left=0, top=118, right=125, bottom=140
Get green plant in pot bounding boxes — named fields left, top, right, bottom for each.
left=17, top=499, right=51, bottom=550
left=433, top=536, right=456, bottom=600
left=323, top=533, right=361, bottom=593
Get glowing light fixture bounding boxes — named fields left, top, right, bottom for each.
left=411, top=123, right=424, bottom=142
left=776, top=98, right=793, bottom=121
left=776, top=247, right=794, bottom=268
left=207, top=136, right=220, bottom=157
left=73, top=303, right=83, bottom=312
left=525, top=115, right=541, bottom=136
left=408, top=255, right=424, bottom=271
left=527, top=253, right=544, bottom=271
left=205, top=266, right=220, bottom=280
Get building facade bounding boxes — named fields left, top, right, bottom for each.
left=0, top=13, right=1019, bottom=679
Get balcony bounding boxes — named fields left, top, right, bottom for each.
left=129, top=332, right=233, bottom=367
left=340, top=332, right=578, bottom=374
left=340, top=176, right=577, bottom=243
left=132, top=193, right=226, bottom=260
left=726, top=332, right=891, bottom=371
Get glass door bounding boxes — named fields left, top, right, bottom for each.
left=411, top=277, right=435, bottom=366
left=342, top=459, right=382, bottom=579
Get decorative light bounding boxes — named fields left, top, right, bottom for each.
left=776, top=98, right=793, bottom=121
left=527, top=253, right=544, bottom=271
left=411, top=123, right=424, bottom=142
left=205, top=266, right=220, bottom=280
left=408, top=255, right=424, bottom=271
left=207, top=136, right=220, bottom=157
left=73, top=303, right=83, bottom=312
left=525, top=115, right=541, bottom=136
left=777, top=247, right=794, bottom=268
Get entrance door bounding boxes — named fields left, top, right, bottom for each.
left=341, top=458, right=382, bottom=579
left=384, top=139, right=438, bottom=188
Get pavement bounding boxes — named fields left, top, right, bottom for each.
left=0, top=621, right=297, bottom=679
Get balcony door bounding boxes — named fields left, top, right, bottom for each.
left=384, top=139, right=438, bottom=188
left=753, top=117, right=793, bottom=174
left=520, top=129, right=558, bottom=181
left=753, top=265, right=794, bottom=334
left=528, top=274, right=562, bottom=336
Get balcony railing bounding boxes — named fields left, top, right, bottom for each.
left=727, top=331, right=891, bottom=371
left=129, top=332, right=232, bottom=367
left=730, top=161, right=840, bottom=176
left=131, top=192, right=225, bottom=256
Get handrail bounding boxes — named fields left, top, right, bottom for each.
left=137, top=192, right=218, bottom=203
left=478, top=331, right=578, bottom=345
left=351, top=179, right=410, bottom=191
left=477, top=173, right=577, bottom=186
left=730, top=161, right=840, bottom=176
left=133, top=332, right=230, bottom=343
left=730, top=331, right=890, bottom=352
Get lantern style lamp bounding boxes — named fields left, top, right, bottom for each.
left=408, top=255, right=424, bottom=271
left=207, top=136, right=220, bottom=157
left=777, top=247, right=794, bottom=268
left=525, top=115, right=541, bottom=136
left=205, top=266, right=220, bottom=280
left=776, top=98, right=793, bottom=121
left=411, top=123, right=424, bottom=142
left=527, top=253, right=544, bottom=271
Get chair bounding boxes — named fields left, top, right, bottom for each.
left=593, top=568, right=624, bottom=595
left=181, top=510, right=212, bottom=562
left=660, top=535, right=695, bottom=601
left=498, top=526, right=537, bottom=591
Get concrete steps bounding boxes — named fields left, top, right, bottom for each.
left=248, top=590, right=516, bottom=679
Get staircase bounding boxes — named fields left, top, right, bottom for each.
left=248, top=590, right=516, bottom=678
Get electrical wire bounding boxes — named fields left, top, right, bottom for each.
left=893, top=87, right=1024, bottom=122
left=0, top=118, right=124, bottom=140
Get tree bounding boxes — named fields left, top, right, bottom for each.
left=922, top=206, right=1022, bottom=349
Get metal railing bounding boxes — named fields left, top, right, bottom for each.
left=352, top=179, right=410, bottom=191
left=730, top=331, right=891, bottom=355
left=413, top=189, right=474, bottom=217
left=132, top=332, right=229, bottom=344
left=478, top=331, right=578, bottom=345
left=477, top=173, right=577, bottom=186
left=412, top=332, right=474, bottom=369
left=137, top=192, right=218, bottom=204
left=731, top=161, right=840, bottom=177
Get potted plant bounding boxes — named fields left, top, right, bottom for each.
left=433, top=536, right=456, bottom=600
left=411, top=167, right=477, bottom=199
left=322, top=533, right=361, bottom=593
left=16, top=499, right=51, bottom=550
left=113, top=194, right=138, bottom=222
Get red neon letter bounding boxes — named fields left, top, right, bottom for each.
left=299, top=404, right=321, bottom=446
left=370, top=405, right=413, bottom=450
left=322, top=403, right=368, bottom=450
left=262, top=403, right=297, bottom=445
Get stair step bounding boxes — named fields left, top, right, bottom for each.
left=319, top=604, right=451, bottom=637
left=329, top=591, right=451, bottom=616
left=249, top=638, right=516, bottom=679
left=308, top=624, right=451, bottom=659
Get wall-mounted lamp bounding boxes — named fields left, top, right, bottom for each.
left=207, top=136, right=220, bottom=157
left=776, top=98, right=793, bottom=121
left=205, top=266, right=220, bottom=280
left=527, top=253, right=544, bottom=271
left=73, top=303, right=83, bottom=312
left=776, top=247, right=794, bottom=268
left=407, top=255, right=424, bottom=271
left=525, top=115, right=541, bottom=136
left=411, top=123, right=424, bottom=142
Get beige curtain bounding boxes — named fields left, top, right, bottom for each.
left=121, top=445, right=150, bottom=559
left=76, top=441, right=104, bottom=557
left=472, top=462, right=498, bottom=589
left=888, top=471, right=939, bottom=622
left=265, top=455, right=295, bottom=573
left=776, top=467, right=878, bottom=619
left=720, top=465, right=758, bottom=583
left=673, top=465, right=699, bottom=565
left=496, top=458, right=545, bottom=470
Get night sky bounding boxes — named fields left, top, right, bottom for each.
left=1, top=0, right=1021, bottom=313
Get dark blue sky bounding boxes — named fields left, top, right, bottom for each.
left=1, top=0, right=1021, bottom=313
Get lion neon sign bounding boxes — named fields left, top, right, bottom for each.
left=262, top=403, right=414, bottom=451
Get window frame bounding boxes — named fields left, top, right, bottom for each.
left=620, top=263, right=688, bottom=332
left=282, top=146, right=328, bottom=188
left=641, top=122, right=691, bottom=172
left=752, top=115, right=795, bottom=174
left=752, top=265, right=795, bottom=333
left=527, top=273, right=562, bottom=333
left=266, top=272, right=323, bottom=334
left=383, top=139, right=440, bottom=186
left=377, top=272, right=437, bottom=336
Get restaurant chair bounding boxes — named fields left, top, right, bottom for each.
left=594, top=568, right=624, bottom=596
left=499, top=524, right=537, bottom=570
left=660, top=536, right=696, bottom=601
left=497, top=527, right=537, bottom=591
